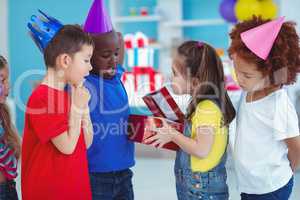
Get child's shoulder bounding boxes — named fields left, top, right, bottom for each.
left=117, top=64, right=125, bottom=73
left=193, top=99, right=222, bottom=118
left=27, top=84, right=49, bottom=106
left=30, top=84, right=48, bottom=96
left=274, top=88, right=289, bottom=100
left=274, top=89, right=296, bottom=112
left=254, top=89, right=290, bottom=108
left=196, top=99, right=220, bottom=112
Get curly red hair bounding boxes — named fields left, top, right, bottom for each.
left=228, top=16, right=300, bottom=86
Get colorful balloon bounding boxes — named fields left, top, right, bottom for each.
left=235, top=0, right=262, bottom=21
left=260, top=0, right=278, bottom=20
left=219, top=0, right=237, bottom=23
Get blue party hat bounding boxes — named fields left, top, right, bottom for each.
left=27, top=10, right=63, bottom=52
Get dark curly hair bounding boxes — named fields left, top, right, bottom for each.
left=228, top=16, right=300, bottom=86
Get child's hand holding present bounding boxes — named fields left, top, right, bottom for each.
left=144, top=117, right=181, bottom=148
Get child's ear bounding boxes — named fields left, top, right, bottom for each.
left=116, top=32, right=125, bottom=66
left=56, top=54, right=72, bottom=69
left=191, top=77, right=199, bottom=87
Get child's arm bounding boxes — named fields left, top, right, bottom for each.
left=82, top=108, right=93, bottom=149
left=117, top=32, right=125, bottom=66
left=285, top=136, right=300, bottom=172
left=51, top=85, right=90, bottom=155
left=144, top=119, right=214, bottom=158
left=173, top=126, right=214, bottom=158
left=51, top=106, right=83, bottom=154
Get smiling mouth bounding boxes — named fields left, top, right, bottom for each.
left=105, top=67, right=116, bottom=73
left=100, top=67, right=116, bottom=78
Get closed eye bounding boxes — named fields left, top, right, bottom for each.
left=102, top=54, right=111, bottom=59
left=172, top=69, right=176, bottom=76
left=243, top=73, right=253, bottom=79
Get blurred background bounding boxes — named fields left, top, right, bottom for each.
left=1, top=0, right=300, bottom=199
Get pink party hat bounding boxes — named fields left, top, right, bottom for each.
left=241, top=17, right=285, bottom=60
left=83, top=0, right=113, bottom=34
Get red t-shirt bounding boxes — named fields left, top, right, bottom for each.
left=21, top=85, right=92, bottom=200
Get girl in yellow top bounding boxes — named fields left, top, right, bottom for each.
left=145, top=41, right=236, bottom=200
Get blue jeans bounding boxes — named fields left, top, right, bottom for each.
left=0, top=180, right=18, bottom=200
left=241, top=177, right=294, bottom=200
left=175, top=168, right=229, bottom=200
left=89, top=169, right=134, bottom=200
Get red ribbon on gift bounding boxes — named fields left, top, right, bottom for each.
left=125, top=40, right=133, bottom=49
left=122, top=72, right=129, bottom=83
left=143, top=87, right=185, bottom=123
left=128, top=114, right=183, bottom=151
left=137, top=38, right=145, bottom=48
left=127, top=86, right=186, bottom=151
left=132, top=67, right=156, bottom=92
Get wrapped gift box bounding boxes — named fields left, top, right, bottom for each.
left=128, top=87, right=185, bottom=151
left=142, top=87, right=185, bottom=122
left=123, top=32, right=162, bottom=94
left=126, top=48, right=154, bottom=68
left=124, top=32, right=154, bottom=68
left=122, top=67, right=163, bottom=94
left=128, top=115, right=184, bottom=150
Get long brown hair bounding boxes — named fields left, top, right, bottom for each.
left=177, top=41, right=236, bottom=126
left=0, top=55, right=21, bottom=159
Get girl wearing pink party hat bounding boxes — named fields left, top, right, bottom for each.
left=229, top=16, right=300, bottom=200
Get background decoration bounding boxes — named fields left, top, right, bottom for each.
left=122, top=32, right=163, bottom=103
left=235, top=0, right=262, bottom=21
left=219, top=0, right=278, bottom=22
left=260, top=0, right=278, bottom=20
left=219, top=0, right=238, bottom=23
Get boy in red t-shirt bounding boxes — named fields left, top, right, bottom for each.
left=21, top=11, right=94, bottom=200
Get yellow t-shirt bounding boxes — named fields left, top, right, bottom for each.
left=190, top=100, right=228, bottom=172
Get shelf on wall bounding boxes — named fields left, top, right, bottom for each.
left=114, top=15, right=162, bottom=23
left=149, top=43, right=163, bottom=49
left=163, top=19, right=226, bottom=27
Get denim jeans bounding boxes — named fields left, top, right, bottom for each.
left=174, top=122, right=229, bottom=200
left=89, top=169, right=134, bottom=200
left=0, top=180, right=18, bottom=200
left=241, top=177, right=294, bottom=200
left=175, top=167, right=228, bottom=200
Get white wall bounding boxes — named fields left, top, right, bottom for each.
left=279, top=0, right=300, bottom=107
left=0, top=0, right=8, bottom=59
left=280, top=0, right=300, bottom=34
left=0, top=0, right=16, bottom=124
